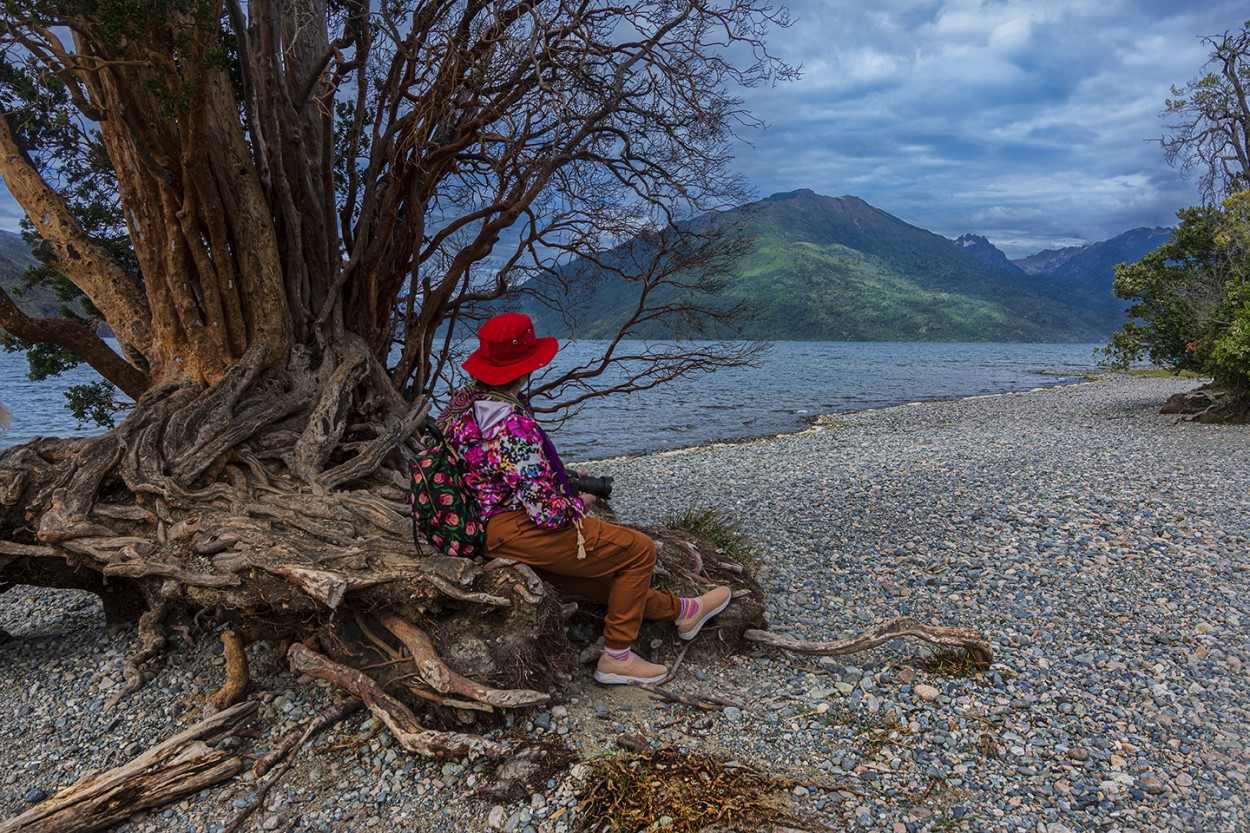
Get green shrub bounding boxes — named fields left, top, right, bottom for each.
left=1103, top=192, right=1250, bottom=406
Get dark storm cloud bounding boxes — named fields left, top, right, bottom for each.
left=1, top=2, right=1246, bottom=260
left=733, top=0, right=1250, bottom=256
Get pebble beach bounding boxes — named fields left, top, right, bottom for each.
left=1, top=373, right=1247, bottom=833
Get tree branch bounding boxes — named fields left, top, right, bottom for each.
left=0, top=115, right=152, bottom=358
left=0, top=284, right=148, bottom=398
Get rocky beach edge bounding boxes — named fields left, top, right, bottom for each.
left=0, top=373, right=1246, bottom=833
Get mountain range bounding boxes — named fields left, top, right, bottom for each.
left=0, top=229, right=59, bottom=319
left=520, top=189, right=1170, bottom=342
left=0, top=192, right=1172, bottom=342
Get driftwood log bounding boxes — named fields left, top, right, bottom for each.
left=0, top=702, right=258, bottom=833
left=744, top=617, right=993, bottom=667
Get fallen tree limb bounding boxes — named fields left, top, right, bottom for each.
left=225, top=696, right=363, bottom=833
left=0, top=701, right=258, bottom=833
left=743, top=616, right=993, bottom=668
left=636, top=684, right=745, bottom=712
left=657, top=642, right=692, bottom=685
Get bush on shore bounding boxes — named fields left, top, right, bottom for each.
left=1102, top=190, right=1250, bottom=420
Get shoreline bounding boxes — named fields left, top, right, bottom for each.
left=573, top=369, right=1111, bottom=466
left=1, top=374, right=1248, bottom=833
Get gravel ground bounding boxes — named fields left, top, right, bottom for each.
left=1, top=373, right=1247, bottom=833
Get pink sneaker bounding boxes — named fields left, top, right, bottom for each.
left=594, top=651, right=668, bottom=685
left=676, top=586, right=732, bottom=640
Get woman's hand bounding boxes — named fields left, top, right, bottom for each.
left=579, top=492, right=598, bottom=507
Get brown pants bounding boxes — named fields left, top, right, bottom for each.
left=485, top=510, right=681, bottom=650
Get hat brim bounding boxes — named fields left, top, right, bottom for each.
left=462, top=336, right=559, bottom=386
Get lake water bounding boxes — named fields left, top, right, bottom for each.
left=0, top=341, right=1104, bottom=461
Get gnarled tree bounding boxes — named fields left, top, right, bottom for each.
left=1161, top=19, right=1250, bottom=203
left=1107, top=20, right=1250, bottom=418
left=0, top=1, right=991, bottom=799
left=0, top=0, right=794, bottom=729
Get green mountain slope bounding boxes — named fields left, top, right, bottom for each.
left=725, top=240, right=1047, bottom=340
left=1014, top=227, right=1174, bottom=317
left=523, top=189, right=1124, bottom=342
left=0, top=230, right=34, bottom=289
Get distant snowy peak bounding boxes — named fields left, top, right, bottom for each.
left=953, top=234, right=1024, bottom=274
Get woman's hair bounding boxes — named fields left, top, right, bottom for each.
left=474, top=373, right=528, bottom=394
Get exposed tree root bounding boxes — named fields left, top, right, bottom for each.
left=253, top=696, right=363, bottom=778
left=106, top=600, right=170, bottom=709
left=0, top=701, right=258, bottom=833
left=287, top=643, right=508, bottom=759
left=1160, top=383, right=1250, bottom=424
left=376, top=612, right=550, bottom=709
left=743, top=616, right=993, bottom=668
left=208, top=629, right=251, bottom=713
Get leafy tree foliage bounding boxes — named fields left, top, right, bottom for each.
left=1104, top=202, right=1248, bottom=398
left=1105, top=202, right=1230, bottom=370
left=1106, top=21, right=1250, bottom=409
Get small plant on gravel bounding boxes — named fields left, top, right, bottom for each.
left=916, top=648, right=985, bottom=678
left=1119, top=368, right=1206, bottom=380
left=665, top=507, right=760, bottom=575
left=971, top=731, right=1002, bottom=759
left=813, top=414, right=853, bottom=431
left=924, top=777, right=971, bottom=831
left=814, top=701, right=911, bottom=756
left=573, top=747, right=801, bottom=832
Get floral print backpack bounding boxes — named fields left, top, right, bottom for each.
left=407, top=417, right=485, bottom=558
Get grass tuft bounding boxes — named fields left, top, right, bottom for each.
left=1117, top=367, right=1206, bottom=379
left=971, top=731, right=1002, bottom=759
left=664, top=507, right=759, bottom=574
left=813, top=701, right=910, bottom=756
left=573, top=747, right=798, bottom=833
left=916, top=648, right=984, bottom=678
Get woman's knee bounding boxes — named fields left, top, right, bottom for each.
left=629, top=530, right=657, bottom=569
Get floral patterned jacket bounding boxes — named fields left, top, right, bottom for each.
left=439, top=390, right=584, bottom=529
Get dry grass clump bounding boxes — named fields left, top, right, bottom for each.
left=916, top=648, right=984, bottom=678
left=664, top=507, right=759, bottom=574
left=815, top=701, right=911, bottom=756
left=574, top=747, right=799, bottom=833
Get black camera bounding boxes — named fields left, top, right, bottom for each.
left=569, top=473, right=613, bottom=500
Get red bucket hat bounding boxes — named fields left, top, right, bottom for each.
left=462, top=313, right=559, bottom=386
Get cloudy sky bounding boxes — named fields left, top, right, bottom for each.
left=729, top=0, right=1248, bottom=256
left=0, top=2, right=1245, bottom=259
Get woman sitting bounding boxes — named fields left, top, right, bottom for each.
left=439, top=313, right=730, bottom=685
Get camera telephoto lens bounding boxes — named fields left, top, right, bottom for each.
left=571, top=474, right=613, bottom=499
